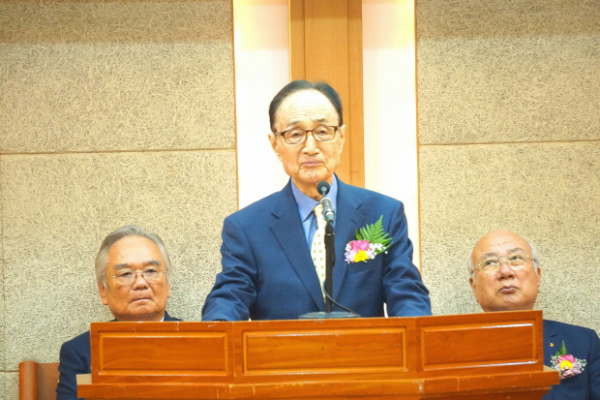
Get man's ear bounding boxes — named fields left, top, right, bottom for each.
left=536, top=267, right=542, bottom=289
left=338, top=125, right=346, bottom=150
left=98, top=282, right=109, bottom=305
left=469, top=276, right=478, bottom=301
left=269, top=133, right=282, bottom=159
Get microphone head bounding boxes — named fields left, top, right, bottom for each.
left=317, top=181, right=330, bottom=196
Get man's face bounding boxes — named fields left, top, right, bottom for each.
left=269, top=89, right=345, bottom=198
left=98, top=235, right=170, bottom=321
left=469, top=230, right=541, bottom=312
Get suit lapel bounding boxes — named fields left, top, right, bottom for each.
left=332, top=181, right=365, bottom=297
left=270, top=182, right=325, bottom=309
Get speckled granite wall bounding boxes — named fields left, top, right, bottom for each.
left=0, top=1, right=234, bottom=397
left=0, top=374, right=6, bottom=400
left=2, top=375, right=13, bottom=400
left=418, top=0, right=600, bottom=333
left=0, top=174, right=4, bottom=378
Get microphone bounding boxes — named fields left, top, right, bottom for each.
left=317, top=181, right=335, bottom=223
left=317, top=181, right=330, bottom=196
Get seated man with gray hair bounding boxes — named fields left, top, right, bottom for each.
left=56, top=225, right=181, bottom=400
left=468, top=230, right=599, bottom=400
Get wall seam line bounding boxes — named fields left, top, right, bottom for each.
left=0, top=148, right=237, bottom=157
left=419, top=138, right=600, bottom=147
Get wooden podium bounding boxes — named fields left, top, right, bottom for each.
left=77, top=310, right=558, bottom=399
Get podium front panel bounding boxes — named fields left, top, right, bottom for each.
left=242, top=327, right=407, bottom=375
left=99, top=331, right=228, bottom=375
left=82, top=311, right=558, bottom=399
left=91, top=321, right=236, bottom=383
left=421, top=319, right=538, bottom=372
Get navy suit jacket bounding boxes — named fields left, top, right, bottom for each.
left=56, top=312, right=180, bottom=400
left=543, top=319, right=600, bottom=400
left=202, top=179, right=431, bottom=321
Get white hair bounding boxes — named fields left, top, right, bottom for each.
left=95, top=225, right=171, bottom=287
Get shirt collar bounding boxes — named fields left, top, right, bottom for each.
left=291, top=176, right=338, bottom=222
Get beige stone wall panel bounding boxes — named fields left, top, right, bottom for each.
left=1, top=151, right=236, bottom=369
left=417, top=0, right=600, bottom=40
left=0, top=373, right=6, bottom=400
left=0, top=0, right=234, bottom=153
left=418, top=35, right=600, bottom=144
left=0, top=1, right=231, bottom=44
left=0, top=160, right=4, bottom=372
left=417, top=0, right=600, bottom=145
left=0, top=277, right=4, bottom=371
left=419, top=142, right=600, bottom=332
left=3, top=373, right=16, bottom=400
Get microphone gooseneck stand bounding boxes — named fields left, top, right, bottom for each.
left=299, top=181, right=359, bottom=320
left=324, top=220, right=334, bottom=313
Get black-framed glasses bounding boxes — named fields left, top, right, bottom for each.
left=109, top=267, right=168, bottom=286
left=277, top=125, right=339, bottom=145
left=475, top=252, right=533, bottom=274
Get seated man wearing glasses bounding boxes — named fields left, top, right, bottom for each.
left=469, top=230, right=600, bottom=400
left=57, top=225, right=180, bottom=400
left=202, top=80, right=431, bottom=321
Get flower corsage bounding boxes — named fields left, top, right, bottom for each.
left=344, top=216, right=392, bottom=263
left=550, top=341, right=586, bottom=380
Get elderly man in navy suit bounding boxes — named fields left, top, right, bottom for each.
left=469, top=230, right=600, bottom=400
left=202, top=80, right=431, bottom=321
left=57, top=225, right=181, bottom=400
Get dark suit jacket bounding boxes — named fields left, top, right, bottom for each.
left=543, top=319, right=600, bottom=400
left=56, top=312, right=180, bottom=400
left=202, top=179, right=431, bottom=321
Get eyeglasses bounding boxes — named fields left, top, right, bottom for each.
left=277, top=125, right=339, bottom=145
left=109, top=267, right=168, bottom=286
left=475, top=252, right=533, bottom=274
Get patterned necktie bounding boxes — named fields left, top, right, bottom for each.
left=311, top=203, right=327, bottom=296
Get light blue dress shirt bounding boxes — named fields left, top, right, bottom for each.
left=291, top=176, right=338, bottom=247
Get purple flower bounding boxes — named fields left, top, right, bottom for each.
left=345, top=249, right=357, bottom=263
